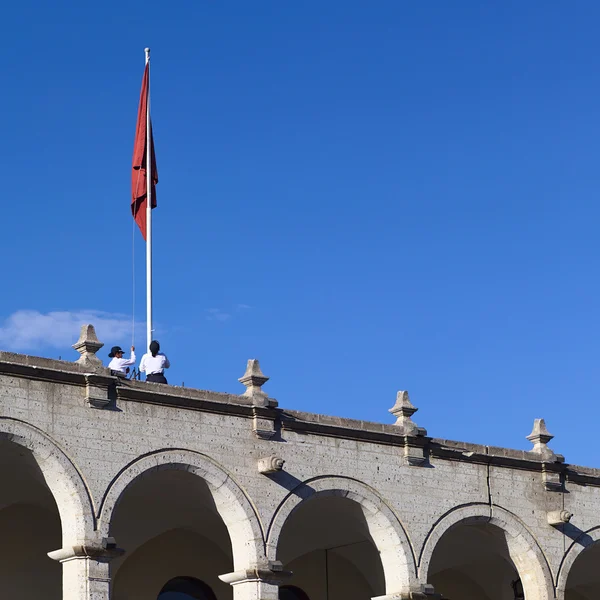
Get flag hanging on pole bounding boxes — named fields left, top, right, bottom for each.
left=131, top=63, right=158, bottom=240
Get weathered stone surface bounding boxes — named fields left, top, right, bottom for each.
left=72, top=324, right=104, bottom=369
left=0, top=349, right=598, bottom=600
left=389, top=391, right=424, bottom=436
left=239, top=359, right=277, bottom=408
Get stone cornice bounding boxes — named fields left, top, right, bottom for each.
left=1, top=352, right=600, bottom=484
left=115, top=379, right=263, bottom=417
left=0, top=351, right=92, bottom=384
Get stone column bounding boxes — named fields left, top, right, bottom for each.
left=220, top=562, right=290, bottom=600
left=48, top=542, right=123, bottom=600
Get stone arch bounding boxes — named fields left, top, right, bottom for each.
left=0, top=417, right=94, bottom=546
left=266, top=475, right=417, bottom=594
left=556, top=525, right=600, bottom=599
left=98, top=449, right=264, bottom=569
left=419, top=503, right=554, bottom=600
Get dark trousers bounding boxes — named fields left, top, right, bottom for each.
left=146, top=373, right=168, bottom=384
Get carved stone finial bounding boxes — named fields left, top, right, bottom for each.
left=239, top=359, right=270, bottom=405
left=389, top=391, right=424, bottom=436
left=73, top=324, right=104, bottom=368
left=527, top=418, right=555, bottom=459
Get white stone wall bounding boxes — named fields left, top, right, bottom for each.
left=0, top=353, right=598, bottom=600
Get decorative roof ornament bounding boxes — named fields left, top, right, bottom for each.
left=239, top=359, right=270, bottom=406
left=526, top=418, right=556, bottom=460
left=389, top=391, right=425, bottom=436
left=72, top=324, right=104, bottom=368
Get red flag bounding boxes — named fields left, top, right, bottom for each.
left=131, top=63, right=158, bottom=240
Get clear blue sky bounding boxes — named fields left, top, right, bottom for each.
left=1, top=2, right=598, bottom=466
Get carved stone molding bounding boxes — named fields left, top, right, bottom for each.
left=258, top=456, right=285, bottom=474
left=48, top=538, right=124, bottom=563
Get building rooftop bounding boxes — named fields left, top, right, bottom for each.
left=0, top=323, right=598, bottom=486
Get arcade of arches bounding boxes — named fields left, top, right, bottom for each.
left=2, top=434, right=599, bottom=600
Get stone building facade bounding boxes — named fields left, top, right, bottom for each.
left=0, top=324, right=598, bottom=600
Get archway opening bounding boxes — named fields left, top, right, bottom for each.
left=428, top=521, right=523, bottom=600
left=158, top=576, right=218, bottom=600
left=110, top=468, right=235, bottom=600
left=0, top=439, right=62, bottom=598
left=564, top=541, right=600, bottom=599
left=277, top=495, right=385, bottom=600
left=280, top=585, right=311, bottom=600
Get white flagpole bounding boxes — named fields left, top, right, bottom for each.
left=145, top=47, right=153, bottom=352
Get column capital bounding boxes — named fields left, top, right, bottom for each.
left=48, top=541, right=124, bottom=563
left=53, top=546, right=117, bottom=600
left=219, top=561, right=292, bottom=586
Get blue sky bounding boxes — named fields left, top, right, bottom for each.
left=1, top=2, right=598, bottom=466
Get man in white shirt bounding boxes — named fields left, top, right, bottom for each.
left=108, top=346, right=136, bottom=377
left=140, top=340, right=170, bottom=384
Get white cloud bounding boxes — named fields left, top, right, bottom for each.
left=205, top=304, right=252, bottom=323
left=0, top=310, right=137, bottom=352
left=205, top=308, right=231, bottom=322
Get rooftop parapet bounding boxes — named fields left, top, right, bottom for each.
left=0, top=322, right=598, bottom=481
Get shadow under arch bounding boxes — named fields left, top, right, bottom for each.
left=98, top=449, right=265, bottom=569
left=556, top=525, right=600, bottom=599
left=266, top=475, right=417, bottom=594
left=419, top=503, right=554, bottom=600
left=0, top=417, right=94, bottom=546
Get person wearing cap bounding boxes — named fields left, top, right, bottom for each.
left=107, top=345, right=136, bottom=377
left=140, top=340, right=170, bottom=384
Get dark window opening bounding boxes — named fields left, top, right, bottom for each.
left=158, top=576, right=218, bottom=600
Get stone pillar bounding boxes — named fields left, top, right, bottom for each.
left=48, top=542, right=124, bottom=600
left=220, top=562, right=290, bottom=600
left=231, top=579, right=279, bottom=600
